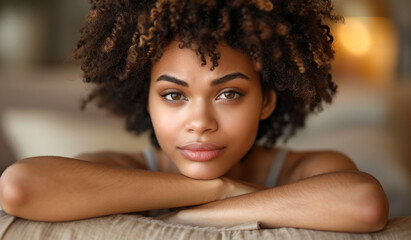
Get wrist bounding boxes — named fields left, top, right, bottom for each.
left=208, top=177, right=229, bottom=201
left=184, top=177, right=227, bottom=204
left=216, top=177, right=235, bottom=200
left=216, top=177, right=267, bottom=200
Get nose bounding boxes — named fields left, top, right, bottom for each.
left=185, top=100, right=218, bottom=134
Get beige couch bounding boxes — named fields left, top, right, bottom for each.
left=1, top=211, right=411, bottom=239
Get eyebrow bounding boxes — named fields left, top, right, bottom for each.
left=155, top=72, right=250, bottom=87
left=156, top=75, right=188, bottom=87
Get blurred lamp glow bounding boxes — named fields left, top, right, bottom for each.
left=337, top=18, right=371, bottom=56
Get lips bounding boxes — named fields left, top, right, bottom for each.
left=178, top=142, right=225, bottom=162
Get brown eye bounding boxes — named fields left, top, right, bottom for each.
left=224, top=92, right=236, bottom=99
left=163, top=92, right=186, bottom=101
left=171, top=93, right=182, bottom=100
left=218, top=91, right=242, bottom=101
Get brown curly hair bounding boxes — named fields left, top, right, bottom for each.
left=73, top=0, right=342, bottom=148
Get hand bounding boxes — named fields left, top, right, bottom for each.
left=154, top=210, right=194, bottom=226
left=218, top=177, right=268, bottom=200
left=154, top=207, right=228, bottom=227
left=156, top=178, right=268, bottom=227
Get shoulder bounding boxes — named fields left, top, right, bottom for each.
left=277, top=149, right=358, bottom=185
left=75, top=150, right=148, bottom=169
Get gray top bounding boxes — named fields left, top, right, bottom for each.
left=142, top=148, right=289, bottom=188
left=143, top=147, right=160, bottom=172
left=264, top=148, right=289, bottom=188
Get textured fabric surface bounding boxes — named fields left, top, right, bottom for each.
left=1, top=211, right=410, bottom=240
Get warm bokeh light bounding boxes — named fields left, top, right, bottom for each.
left=336, top=18, right=371, bottom=56
left=332, top=17, right=399, bottom=87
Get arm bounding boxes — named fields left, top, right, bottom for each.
left=161, top=151, right=389, bottom=232
left=0, top=153, right=227, bottom=222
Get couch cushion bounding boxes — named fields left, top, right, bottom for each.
left=1, top=211, right=410, bottom=240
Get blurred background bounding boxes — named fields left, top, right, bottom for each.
left=0, top=0, right=410, bottom=217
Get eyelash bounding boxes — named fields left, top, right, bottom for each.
left=160, top=89, right=244, bottom=103
left=160, top=91, right=187, bottom=102
left=216, top=90, right=243, bottom=102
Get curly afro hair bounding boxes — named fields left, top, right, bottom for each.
left=73, top=0, right=342, bottom=148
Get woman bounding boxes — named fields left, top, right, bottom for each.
left=0, top=0, right=388, bottom=232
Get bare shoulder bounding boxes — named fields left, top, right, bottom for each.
left=74, top=150, right=148, bottom=169
left=278, top=149, right=358, bottom=185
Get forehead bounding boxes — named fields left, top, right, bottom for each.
left=151, top=41, right=259, bottom=80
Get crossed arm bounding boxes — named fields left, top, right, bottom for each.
left=157, top=151, right=388, bottom=232
left=0, top=150, right=388, bottom=232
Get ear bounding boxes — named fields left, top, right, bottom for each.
left=260, top=90, right=276, bottom=120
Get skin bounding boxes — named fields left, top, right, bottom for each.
left=0, top=40, right=389, bottom=232
left=148, top=40, right=276, bottom=180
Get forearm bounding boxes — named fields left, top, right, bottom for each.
left=171, top=171, right=388, bottom=232
left=0, top=156, right=223, bottom=221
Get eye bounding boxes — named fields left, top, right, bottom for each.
left=217, top=90, right=242, bottom=101
left=162, top=92, right=187, bottom=102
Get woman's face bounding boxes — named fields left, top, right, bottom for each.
left=148, top=41, right=276, bottom=179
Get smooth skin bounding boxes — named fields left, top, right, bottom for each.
left=0, top=41, right=388, bottom=232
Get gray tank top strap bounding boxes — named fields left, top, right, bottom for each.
left=264, top=148, right=289, bottom=188
left=142, top=148, right=159, bottom=172
left=142, top=148, right=170, bottom=217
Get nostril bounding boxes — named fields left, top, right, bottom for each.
left=186, top=104, right=218, bottom=133
left=186, top=120, right=218, bottom=134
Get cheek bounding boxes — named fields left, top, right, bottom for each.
left=218, top=100, right=262, bottom=144
left=149, top=102, right=183, bottom=146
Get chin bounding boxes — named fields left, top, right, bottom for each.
left=180, top=167, right=225, bottom=180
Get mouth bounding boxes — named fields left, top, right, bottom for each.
left=178, top=142, right=226, bottom=162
